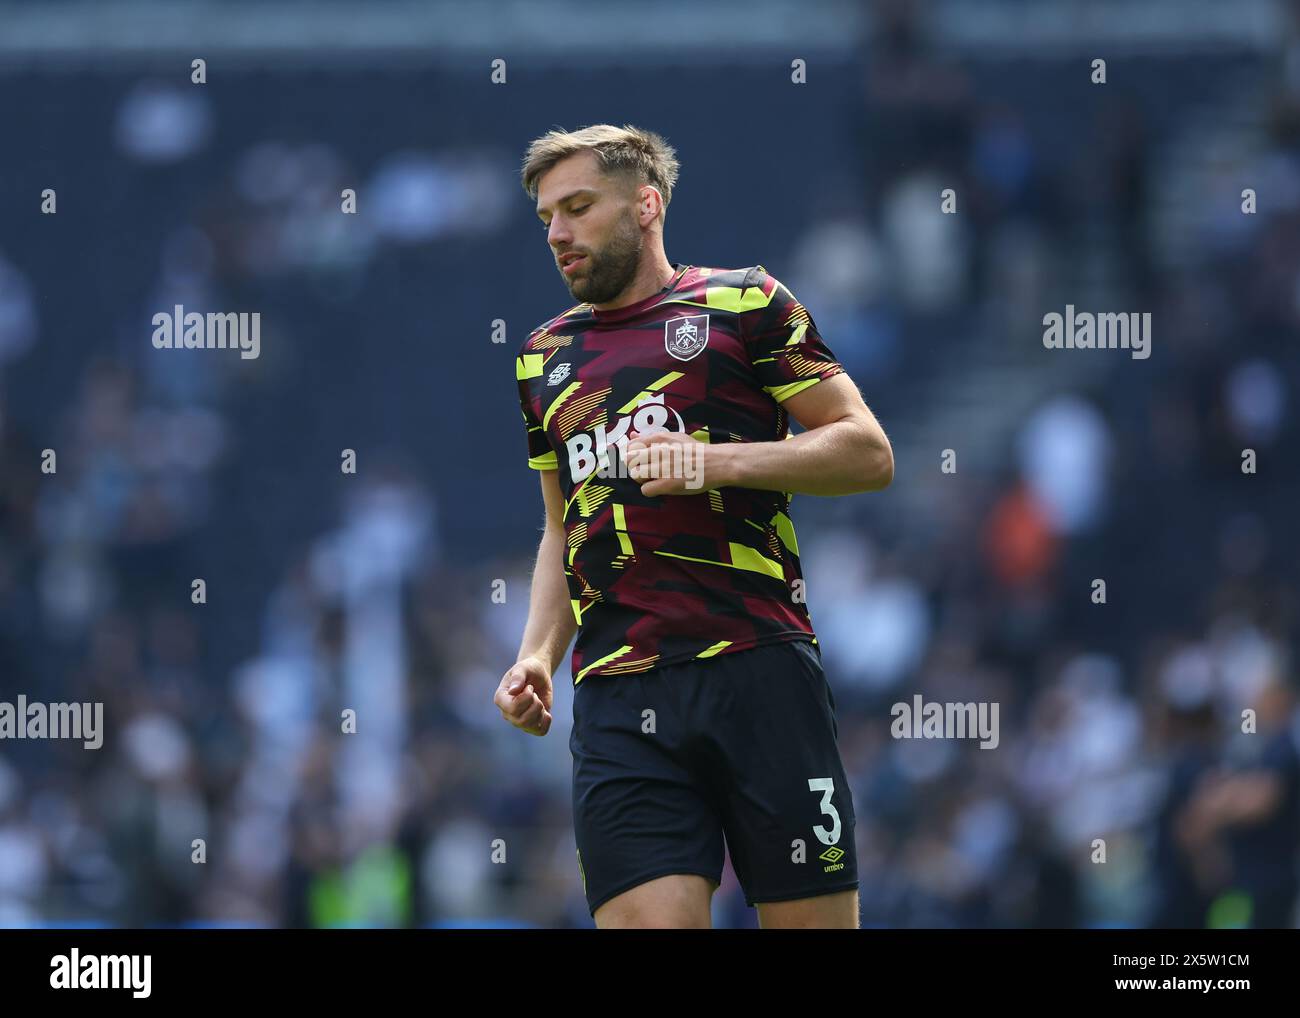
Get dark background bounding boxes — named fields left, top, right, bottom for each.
left=0, top=0, right=1296, bottom=927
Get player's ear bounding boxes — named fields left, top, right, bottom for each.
left=639, top=185, right=660, bottom=219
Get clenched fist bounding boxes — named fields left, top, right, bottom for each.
left=495, top=656, right=554, bottom=736
left=624, top=429, right=730, bottom=496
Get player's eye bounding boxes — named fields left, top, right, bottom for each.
left=540, top=205, right=586, bottom=230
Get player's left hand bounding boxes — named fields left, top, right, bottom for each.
left=625, top=430, right=729, bottom=497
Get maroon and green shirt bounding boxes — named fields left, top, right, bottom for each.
left=516, top=263, right=844, bottom=683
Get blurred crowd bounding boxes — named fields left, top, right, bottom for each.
left=1, top=3, right=1298, bottom=927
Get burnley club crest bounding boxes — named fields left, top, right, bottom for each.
left=664, top=314, right=710, bottom=362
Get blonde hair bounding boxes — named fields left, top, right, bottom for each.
left=520, top=124, right=680, bottom=213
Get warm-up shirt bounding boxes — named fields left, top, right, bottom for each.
left=516, top=263, right=844, bottom=683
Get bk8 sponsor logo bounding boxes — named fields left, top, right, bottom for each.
left=565, top=394, right=686, bottom=482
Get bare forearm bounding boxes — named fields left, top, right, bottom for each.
left=517, top=525, right=578, bottom=675
left=720, top=418, right=893, bottom=497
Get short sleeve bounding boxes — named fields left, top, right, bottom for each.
left=516, top=351, right=558, bottom=470
left=739, top=267, right=844, bottom=403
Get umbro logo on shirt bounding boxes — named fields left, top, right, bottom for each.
left=547, top=362, right=572, bottom=385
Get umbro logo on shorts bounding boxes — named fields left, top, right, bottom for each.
left=820, top=845, right=846, bottom=873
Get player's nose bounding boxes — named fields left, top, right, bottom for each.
left=548, top=218, right=573, bottom=249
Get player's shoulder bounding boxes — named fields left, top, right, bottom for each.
left=517, top=302, right=592, bottom=357
left=738, top=263, right=792, bottom=298
left=690, top=264, right=793, bottom=314
left=689, top=263, right=769, bottom=289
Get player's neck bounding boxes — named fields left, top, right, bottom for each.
left=592, top=255, right=678, bottom=312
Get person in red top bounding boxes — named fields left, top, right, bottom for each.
left=497, top=123, right=894, bottom=929
left=516, top=258, right=846, bottom=682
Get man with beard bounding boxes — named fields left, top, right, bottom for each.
left=497, top=124, right=893, bottom=929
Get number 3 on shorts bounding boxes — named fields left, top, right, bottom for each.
left=807, top=777, right=841, bottom=846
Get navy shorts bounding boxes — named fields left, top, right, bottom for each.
left=569, top=636, right=858, bottom=915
